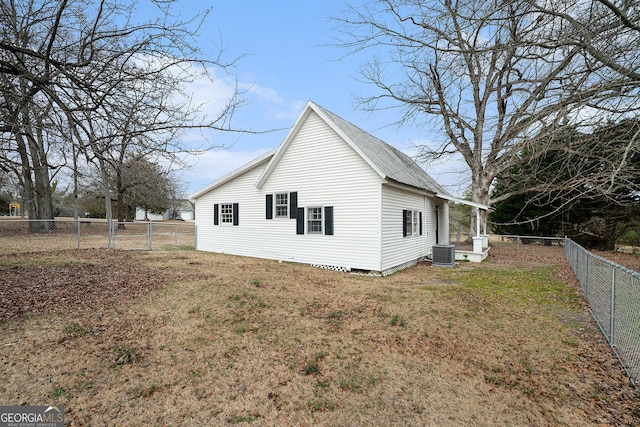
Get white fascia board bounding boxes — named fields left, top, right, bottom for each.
left=190, top=148, right=276, bottom=200
left=436, top=193, right=490, bottom=210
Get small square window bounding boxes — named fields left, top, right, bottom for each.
left=220, top=203, right=233, bottom=224
left=275, top=193, right=288, bottom=218
left=307, top=207, right=322, bottom=233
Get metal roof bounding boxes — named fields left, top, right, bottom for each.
left=312, top=102, right=449, bottom=196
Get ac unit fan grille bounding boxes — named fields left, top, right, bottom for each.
left=432, top=244, right=455, bottom=267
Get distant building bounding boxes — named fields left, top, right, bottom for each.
left=135, top=199, right=194, bottom=221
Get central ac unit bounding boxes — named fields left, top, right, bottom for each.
left=432, top=244, right=455, bottom=267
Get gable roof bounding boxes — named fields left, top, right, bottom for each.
left=256, top=101, right=448, bottom=196
left=192, top=101, right=451, bottom=200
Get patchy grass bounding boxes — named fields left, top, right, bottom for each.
left=0, top=246, right=638, bottom=425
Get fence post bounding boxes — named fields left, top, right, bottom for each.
left=108, top=219, right=114, bottom=249
left=148, top=221, right=153, bottom=250
left=584, top=247, right=589, bottom=300
left=610, top=267, right=616, bottom=346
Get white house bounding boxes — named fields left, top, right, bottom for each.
left=191, top=101, right=452, bottom=275
left=135, top=200, right=195, bottom=221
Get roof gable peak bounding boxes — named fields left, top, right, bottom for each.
left=256, top=101, right=448, bottom=195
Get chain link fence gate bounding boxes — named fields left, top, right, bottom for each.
left=565, top=238, right=640, bottom=388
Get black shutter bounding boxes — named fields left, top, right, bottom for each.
left=233, top=203, right=239, bottom=226
left=214, top=204, right=219, bottom=225
left=324, top=206, right=334, bottom=235
left=402, top=209, right=408, bottom=237
left=419, top=211, right=423, bottom=236
left=266, top=194, right=273, bottom=219
left=289, top=192, right=298, bottom=219
left=296, top=207, right=304, bottom=234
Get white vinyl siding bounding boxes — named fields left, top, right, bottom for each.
left=196, top=111, right=382, bottom=271
left=195, top=164, right=267, bottom=254
left=381, top=185, right=428, bottom=271
left=424, top=202, right=437, bottom=251
left=260, top=111, right=382, bottom=270
left=194, top=106, right=450, bottom=272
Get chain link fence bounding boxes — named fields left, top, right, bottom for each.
left=565, top=237, right=640, bottom=388
left=0, top=219, right=195, bottom=254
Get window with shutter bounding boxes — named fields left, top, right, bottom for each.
left=403, top=209, right=422, bottom=237
left=215, top=203, right=239, bottom=226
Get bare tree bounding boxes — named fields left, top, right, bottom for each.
left=0, top=0, right=244, bottom=225
left=337, top=0, right=640, bottom=232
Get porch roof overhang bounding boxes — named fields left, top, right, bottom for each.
left=434, top=193, right=490, bottom=211
left=435, top=193, right=490, bottom=238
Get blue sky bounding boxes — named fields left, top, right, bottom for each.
left=150, top=1, right=469, bottom=197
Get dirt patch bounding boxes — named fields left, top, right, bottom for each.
left=0, top=261, right=163, bottom=321
left=0, top=246, right=638, bottom=426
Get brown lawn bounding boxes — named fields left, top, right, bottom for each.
left=0, top=245, right=638, bottom=426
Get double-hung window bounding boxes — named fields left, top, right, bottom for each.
left=220, top=203, right=234, bottom=224
left=307, top=207, right=323, bottom=233
left=275, top=193, right=288, bottom=218
left=296, top=205, right=333, bottom=235
left=403, top=209, right=422, bottom=237
left=266, top=192, right=297, bottom=220
left=214, top=203, right=239, bottom=226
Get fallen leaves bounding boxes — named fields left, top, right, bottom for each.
left=0, top=249, right=171, bottom=322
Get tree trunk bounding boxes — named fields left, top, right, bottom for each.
left=14, top=132, right=38, bottom=230
left=97, top=157, right=113, bottom=222
left=29, top=121, right=55, bottom=230
left=470, top=169, right=492, bottom=237
left=116, top=189, right=126, bottom=229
